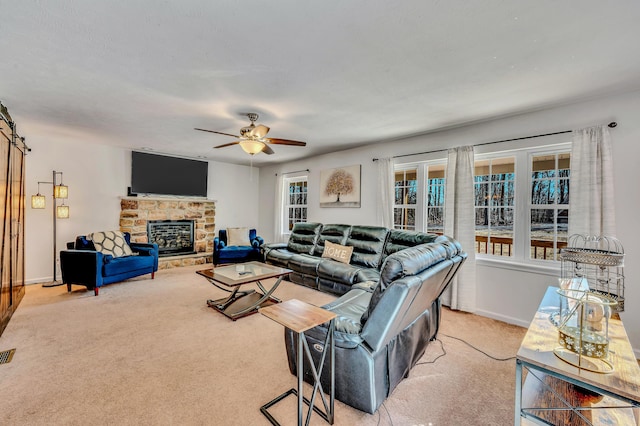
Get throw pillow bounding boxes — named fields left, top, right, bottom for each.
left=88, top=231, right=134, bottom=258
left=321, top=241, right=353, bottom=264
left=227, top=227, right=251, bottom=246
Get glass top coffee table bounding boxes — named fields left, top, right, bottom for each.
left=196, top=261, right=291, bottom=321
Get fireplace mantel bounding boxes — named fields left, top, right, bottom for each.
left=119, top=197, right=215, bottom=269
left=121, top=196, right=217, bottom=203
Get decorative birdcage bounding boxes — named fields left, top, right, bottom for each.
left=550, top=288, right=617, bottom=373
left=560, top=234, right=625, bottom=312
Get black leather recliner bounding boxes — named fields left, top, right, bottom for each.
left=283, top=237, right=466, bottom=414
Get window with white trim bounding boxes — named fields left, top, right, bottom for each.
left=394, top=169, right=417, bottom=230
left=393, top=163, right=446, bottom=233
left=394, top=143, right=571, bottom=266
left=284, top=177, right=307, bottom=231
left=473, top=144, right=571, bottom=263
left=529, top=152, right=570, bottom=261
left=474, top=157, right=515, bottom=257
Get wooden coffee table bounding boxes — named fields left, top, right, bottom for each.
left=196, top=262, right=291, bottom=320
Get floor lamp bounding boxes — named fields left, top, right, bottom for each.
left=31, top=170, right=70, bottom=287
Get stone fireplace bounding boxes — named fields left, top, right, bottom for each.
left=119, top=197, right=215, bottom=269
left=147, top=219, right=196, bottom=257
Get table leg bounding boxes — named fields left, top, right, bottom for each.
left=515, top=359, right=522, bottom=425
left=298, top=331, right=304, bottom=426
left=223, top=277, right=284, bottom=319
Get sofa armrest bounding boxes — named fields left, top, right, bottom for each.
left=129, top=242, right=159, bottom=271
left=352, top=280, right=378, bottom=293
left=130, top=242, right=158, bottom=256
left=263, top=242, right=288, bottom=250
left=60, top=250, right=104, bottom=287
left=252, top=236, right=264, bottom=248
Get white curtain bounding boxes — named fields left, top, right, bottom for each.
left=376, top=158, right=394, bottom=228
left=568, top=125, right=616, bottom=237
left=273, top=174, right=287, bottom=243
left=441, top=146, right=477, bottom=312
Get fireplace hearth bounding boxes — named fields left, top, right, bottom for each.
left=147, top=220, right=196, bottom=257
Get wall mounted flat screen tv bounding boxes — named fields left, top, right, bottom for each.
left=131, top=151, right=208, bottom=197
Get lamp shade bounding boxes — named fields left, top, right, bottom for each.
left=239, top=140, right=265, bottom=155
left=31, top=194, right=46, bottom=209
left=56, top=205, right=70, bottom=219
left=54, top=184, right=68, bottom=199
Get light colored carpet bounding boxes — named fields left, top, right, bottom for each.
left=0, top=264, right=526, bottom=425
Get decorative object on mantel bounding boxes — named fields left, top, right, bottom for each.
left=30, top=170, right=70, bottom=287
left=194, top=112, right=306, bottom=156
left=560, top=234, right=625, bottom=312
left=319, top=164, right=361, bottom=208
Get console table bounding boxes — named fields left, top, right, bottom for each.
left=515, top=286, right=640, bottom=425
left=259, top=299, right=336, bottom=426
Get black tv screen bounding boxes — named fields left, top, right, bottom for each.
left=131, top=152, right=208, bottom=197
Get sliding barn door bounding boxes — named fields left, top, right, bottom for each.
left=0, top=105, right=26, bottom=336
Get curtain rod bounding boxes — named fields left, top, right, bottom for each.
left=275, top=168, right=309, bottom=176
left=373, top=121, right=618, bottom=161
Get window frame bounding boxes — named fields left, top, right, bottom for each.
left=474, top=142, right=571, bottom=269
left=283, top=175, right=308, bottom=234
left=393, top=160, right=447, bottom=233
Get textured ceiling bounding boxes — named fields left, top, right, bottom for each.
left=2, top=1, right=640, bottom=166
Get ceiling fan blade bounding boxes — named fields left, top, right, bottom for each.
left=194, top=128, right=239, bottom=138
left=267, top=138, right=306, bottom=146
left=213, top=141, right=240, bottom=149
left=252, top=124, right=270, bottom=138
left=261, top=144, right=275, bottom=155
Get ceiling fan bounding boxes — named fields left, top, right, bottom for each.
left=195, top=113, right=306, bottom=155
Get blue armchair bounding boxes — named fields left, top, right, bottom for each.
left=60, top=231, right=159, bottom=296
left=213, top=228, right=264, bottom=265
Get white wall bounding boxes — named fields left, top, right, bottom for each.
left=25, top=142, right=259, bottom=284
left=258, top=89, right=640, bottom=355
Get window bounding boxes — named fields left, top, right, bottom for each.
left=284, top=177, right=307, bottom=231
left=474, top=157, right=515, bottom=257
left=394, top=143, right=571, bottom=267
left=530, top=152, right=570, bottom=261
left=393, top=163, right=446, bottom=233
left=394, top=169, right=417, bottom=230
left=426, top=165, right=446, bottom=234
left=473, top=145, right=571, bottom=264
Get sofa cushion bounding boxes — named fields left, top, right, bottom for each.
left=322, top=241, right=353, bottom=264
left=312, top=224, right=352, bottom=256
left=346, top=226, right=388, bottom=268
left=317, top=259, right=362, bottom=285
left=287, top=222, right=322, bottom=254
left=383, top=230, right=438, bottom=259
left=265, top=248, right=295, bottom=268
left=103, top=254, right=155, bottom=277
left=227, top=227, right=250, bottom=246
left=89, top=231, right=133, bottom=258
left=288, top=253, right=323, bottom=275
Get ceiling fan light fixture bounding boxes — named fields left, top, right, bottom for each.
left=239, top=140, right=265, bottom=155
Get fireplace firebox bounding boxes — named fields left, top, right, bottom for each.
left=147, top=220, right=196, bottom=257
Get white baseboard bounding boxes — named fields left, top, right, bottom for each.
left=474, top=308, right=531, bottom=329
left=474, top=309, right=640, bottom=361
left=25, top=277, right=53, bottom=285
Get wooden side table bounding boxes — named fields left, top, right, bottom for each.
left=259, top=299, right=337, bottom=426
left=515, top=286, right=640, bottom=425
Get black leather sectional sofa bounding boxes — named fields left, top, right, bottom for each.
left=263, top=222, right=443, bottom=295
left=262, top=223, right=467, bottom=413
